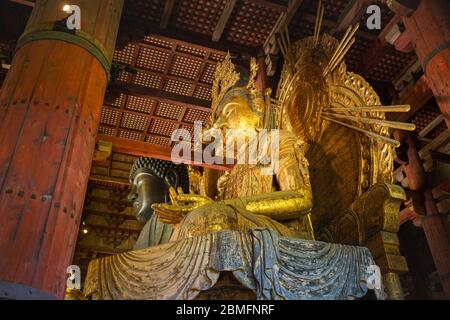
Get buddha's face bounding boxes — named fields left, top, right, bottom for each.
left=216, top=94, right=262, bottom=133
left=127, top=168, right=171, bottom=223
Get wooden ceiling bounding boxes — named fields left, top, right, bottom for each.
left=0, top=0, right=445, bottom=175
left=100, top=0, right=417, bottom=151
left=0, top=0, right=426, bottom=142
left=101, top=35, right=223, bottom=146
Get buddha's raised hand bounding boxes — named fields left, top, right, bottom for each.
left=152, top=187, right=213, bottom=224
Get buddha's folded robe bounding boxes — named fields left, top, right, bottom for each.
left=84, top=228, right=380, bottom=300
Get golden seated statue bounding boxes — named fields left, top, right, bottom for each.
left=152, top=56, right=314, bottom=241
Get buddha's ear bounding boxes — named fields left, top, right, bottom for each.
left=164, top=168, right=180, bottom=189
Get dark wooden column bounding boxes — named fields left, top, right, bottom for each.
left=0, top=0, right=123, bottom=299
left=401, top=0, right=450, bottom=129
left=255, top=53, right=269, bottom=92
left=395, top=131, right=450, bottom=298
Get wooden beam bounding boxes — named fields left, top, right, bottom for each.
left=102, top=105, right=195, bottom=128
left=7, top=0, right=34, bottom=7
left=391, top=75, right=433, bottom=122
left=85, top=195, right=131, bottom=206
left=84, top=209, right=136, bottom=221
left=85, top=222, right=141, bottom=235
left=432, top=180, right=450, bottom=216
left=117, top=18, right=258, bottom=58
left=393, top=30, right=413, bottom=53
left=117, top=60, right=209, bottom=90
left=418, top=131, right=450, bottom=160
left=418, top=129, right=450, bottom=173
left=155, top=29, right=256, bottom=58
left=135, top=41, right=217, bottom=69
left=264, top=0, right=304, bottom=49
left=160, top=0, right=175, bottom=29
left=389, top=0, right=421, bottom=17
left=430, top=150, right=450, bottom=165
left=399, top=206, right=423, bottom=226
left=97, top=134, right=180, bottom=162
left=357, top=14, right=402, bottom=75
left=212, top=0, right=237, bottom=42
left=107, top=82, right=211, bottom=109
left=434, top=178, right=450, bottom=194
left=333, top=0, right=369, bottom=34
left=246, top=0, right=286, bottom=12
left=285, top=0, right=304, bottom=24
left=419, top=114, right=445, bottom=138
left=300, top=12, right=377, bottom=41
left=262, top=1, right=376, bottom=76
left=89, top=174, right=130, bottom=186
left=97, top=134, right=233, bottom=171
left=262, top=0, right=304, bottom=75
left=74, top=245, right=130, bottom=256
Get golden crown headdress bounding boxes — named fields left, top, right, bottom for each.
left=210, top=52, right=240, bottom=117
left=209, top=54, right=263, bottom=123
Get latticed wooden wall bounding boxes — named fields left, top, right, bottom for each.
left=100, top=35, right=219, bottom=146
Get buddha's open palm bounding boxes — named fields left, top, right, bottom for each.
left=152, top=187, right=213, bottom=224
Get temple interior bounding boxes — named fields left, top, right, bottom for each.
left=0, top=0, right=449, bottom=300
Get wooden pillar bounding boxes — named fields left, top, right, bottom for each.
left=402, top=0, right=450, bottom=129
left=255, top=52, right=270, bottom=92
left=0, top=0, right=123, bottom=299
left=395, top=131, right=450, bottom=298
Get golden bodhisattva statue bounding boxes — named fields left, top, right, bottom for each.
left=82, top=49, right=385, bottom=300
left=152, top=55, right=315, bottom=241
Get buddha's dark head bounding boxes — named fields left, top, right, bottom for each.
left=128, top=157, right=189, bottom=223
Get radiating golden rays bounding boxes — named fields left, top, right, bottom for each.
left=323, top=23, right=359, bottom=77
left=313, top=0, right=325, bottom=48
left=321, top=105, right=416, bottom=147
left=276, top=29, right=295, bottom=75
left=274, top=2, right=416, bottom=148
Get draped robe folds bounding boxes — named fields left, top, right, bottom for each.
left=84, top=229, right=382, bottom=300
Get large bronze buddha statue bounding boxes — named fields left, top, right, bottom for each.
left=127, top=157, right=189, bottom=249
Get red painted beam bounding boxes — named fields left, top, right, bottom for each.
left=399, top=207, right=422, bottom=226
left=394, top=31, right=413, bottom=53
left=97, top=134, right=233, bottom=172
